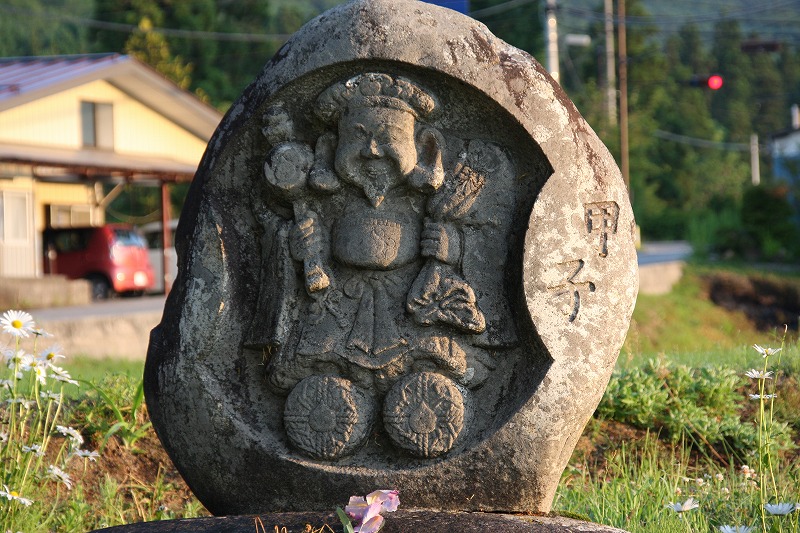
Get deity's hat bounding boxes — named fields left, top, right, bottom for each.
left=315, top=73, right=437, bottom=123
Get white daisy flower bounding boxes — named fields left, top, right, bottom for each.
left=749, top=393, right=777, bottom=400
left=719, top=526, right=753, bottom=533
left=0, top=310, right=35, bottom=338
left=744, top=369, right=774, bottom=380
left=715, top=473, right=724, bottom=482
left=47, top=465, right=73, bottom=490
left=0, top=379, right=13, bottom=390
left=21, top=444, right=44, bottom=457
left=0, top=485, right=33, bottom=506
left=22, top=358, right=47, bottom=385
left=38, top=344, right=65, bottom=364
left=667, top=497, right=700, bottom=512
left=6, top=350, right=32, bottom=370
left=765, top=502, right=796, bottom=515
left=40, top=391, right=62, bottom=401
left=753, top=344, right=781, bottom=358
left=30, top=326, right=52, bottom=338
left=6, top=398, right=34, bottom=409
left=72, top=449, right=100, bottom=462
left=695, top=478, right=706, bottom=487
left=49, top=366, right=78, bottom=386
left=56, top=425, right=84, bottom=446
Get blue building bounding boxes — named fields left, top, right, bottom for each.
left=422, top=0, right=470, bottom=14
left=772, top=127, right=800, bottom=186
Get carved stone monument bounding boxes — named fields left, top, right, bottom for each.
left=144, top=0, right=638, bottom=517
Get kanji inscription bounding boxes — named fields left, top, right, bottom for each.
left=584, top=201, right=619, bottom=257
left=548, top=259, right=596, bottom=322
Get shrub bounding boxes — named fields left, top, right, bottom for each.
left=597, top=359, right=795, bottom=459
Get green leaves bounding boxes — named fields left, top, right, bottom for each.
left=79, top=377, right=152, bottom=453
left=597, top=359, right=794, bottom=459
left=336, top=506, right=355, bottom=533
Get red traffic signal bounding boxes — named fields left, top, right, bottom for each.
left=688, top=74, right=724, bottom=90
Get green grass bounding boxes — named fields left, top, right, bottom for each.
left=622, top=263, right=796, bottom=368
left=68, top=357, right=144, bottom=383
left=62, top=357, right=144, bottom=399
left=555, top=433, right=800, bottom=532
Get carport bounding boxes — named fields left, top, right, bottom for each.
left=0, top=147, right=194, bottom=293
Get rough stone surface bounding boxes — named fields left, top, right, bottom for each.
left=144, top=0, right=638, bottom=516
left=94, top=511, right=629, bottom=533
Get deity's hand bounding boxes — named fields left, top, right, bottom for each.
left=421, top=220, right=461, bottom=265
left=290, top=213, right=323, bottom=261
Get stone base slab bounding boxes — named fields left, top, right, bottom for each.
left=93, top=511, right=628, bottom=532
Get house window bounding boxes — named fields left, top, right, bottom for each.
left=80, top=101, right=114, bottom=150
left=0, top=192, right=30, bottom=243
left=49, top=204, right=94, bottom=228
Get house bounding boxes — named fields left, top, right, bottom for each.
left=0, top=53, right=222, bottom=279
left=771, top=106, right=800, bottom=227
left=772, top=127, right=800, bottom=187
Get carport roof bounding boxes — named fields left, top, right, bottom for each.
left=0, top=142, right=198, bottom=183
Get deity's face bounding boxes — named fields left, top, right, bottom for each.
left=334, top=105, right=418, bottom=207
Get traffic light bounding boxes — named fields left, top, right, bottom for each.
left=687, top=74, right=724, bottom=90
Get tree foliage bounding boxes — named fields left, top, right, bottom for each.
left=560, top=0, right=800, bottom=247
left=0, top=0, right=94, bottom=56
left=124, top=17, right=193, bottom=89
left=471, top=0, right=544, bottom=58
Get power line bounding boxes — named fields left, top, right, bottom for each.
left=653, top=129, right=760, bottom=151
left=0, top=5, right=291, bottom=43
left=562, top=0, right=800, bottom=27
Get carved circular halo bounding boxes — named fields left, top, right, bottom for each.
left=284, top=375, right=376, bottom=460
left=382, top=372, right=465, bottom=458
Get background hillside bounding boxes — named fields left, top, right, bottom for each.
left=560, top=0, right=800, bottom=46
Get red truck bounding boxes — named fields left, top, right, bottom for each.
left=43, top=224, right=155, bottom=299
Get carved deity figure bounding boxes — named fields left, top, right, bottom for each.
left=255, top=73, right=517, bottom=461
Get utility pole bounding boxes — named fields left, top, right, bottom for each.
left=604, top=0, right=617, bottom=125
left=160, top=181, right=173, bottom=293
left=617, top=0, right=629, bottom=192
left=750, top=134, right=760, bottom=186
left=545, top=0, right=560, bottom=83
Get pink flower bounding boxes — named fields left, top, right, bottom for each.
left=343, top=490, right=400, bottom=533
left=346, top=496, right=369, bottom=522
left=366, top=489, right=400, bottom=513
left=355, top=502, right=385, bottom=533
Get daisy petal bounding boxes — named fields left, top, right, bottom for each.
left=765, top=502, right=795, bottom=515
